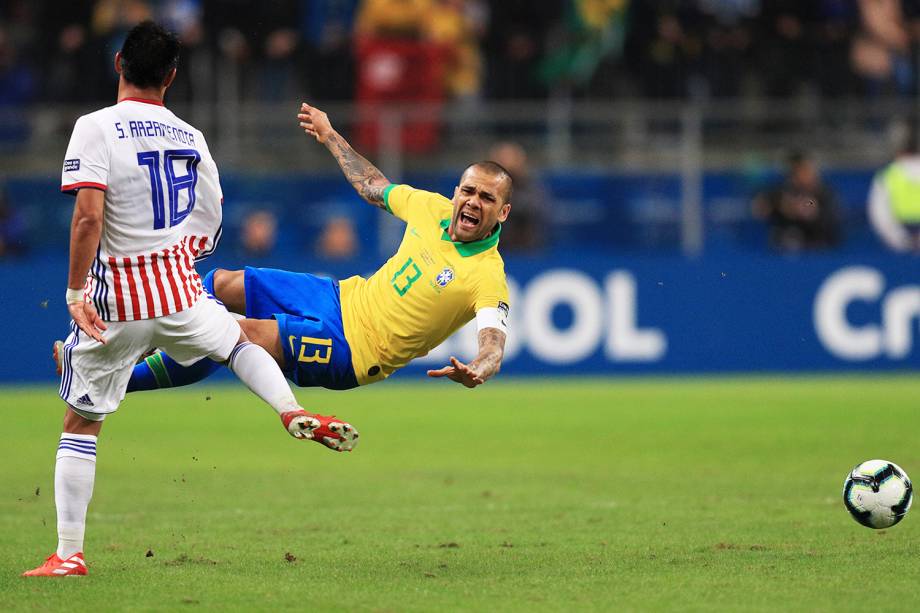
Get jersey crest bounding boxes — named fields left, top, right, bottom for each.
left=435, top=267, right=455, bottom=287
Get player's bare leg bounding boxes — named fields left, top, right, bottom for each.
left=238, top=318, right=286, bottom=367
left=23, top=408, right=101, bottom=577
left=211, top=269, right=247, bottom=314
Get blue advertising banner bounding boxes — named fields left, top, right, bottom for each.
left=398, top=253, right=920, bottom=377
left=3, top=253, right=918, bottom=383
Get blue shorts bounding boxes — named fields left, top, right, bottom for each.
left=243, top=267, right=359, bottom=390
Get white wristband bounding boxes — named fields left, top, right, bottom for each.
left=66, top=288, right=85, bottom=305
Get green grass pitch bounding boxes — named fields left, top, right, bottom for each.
left=2, top=376, right=918, bottom=611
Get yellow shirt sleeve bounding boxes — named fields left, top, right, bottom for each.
left=473, top=261, right=510, bottom=313
left=383, top=184, right=444, bottom=223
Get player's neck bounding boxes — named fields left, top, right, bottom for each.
left=116, top=83, right=166, bottom=106
left=448, top=224, right=497, bottom=243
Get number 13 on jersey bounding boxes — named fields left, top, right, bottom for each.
left=391, top=257, right=422, bottom=296
left=289, top=335, right=332, bottom=364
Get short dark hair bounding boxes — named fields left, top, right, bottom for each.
left=464, top=161, right=513, bottom=202
left=119, top=21, right=180, bottom=88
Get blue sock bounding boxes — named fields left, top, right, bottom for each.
left=126, top=351, right=223, bottom=392
left=201, top=268, right=217, bottom=297
left=127, top=355, right=161, bottom=392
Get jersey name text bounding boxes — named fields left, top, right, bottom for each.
left=115, top=121, right=196, bottom=146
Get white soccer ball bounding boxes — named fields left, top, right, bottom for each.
left=843, top=459, right=913, bottom=529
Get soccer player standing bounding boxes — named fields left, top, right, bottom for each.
left=23, top=22, right=355, bottom=578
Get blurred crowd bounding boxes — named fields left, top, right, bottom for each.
left=4, top=0, right=920, bottom=107
left=5, top=1, right=920, bottom=260
left=4, top=136, right=920, bottom=259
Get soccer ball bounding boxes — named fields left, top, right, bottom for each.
left=843, top=460, right=913, bottom=529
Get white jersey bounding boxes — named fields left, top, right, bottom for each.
left=61, top=97, right=223, bottom=322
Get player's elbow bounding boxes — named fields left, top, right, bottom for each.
left=73, top=212, right=103, bottom=235
left=359, top=178, right=390, bottom=205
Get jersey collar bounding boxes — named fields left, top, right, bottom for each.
left=118, top=97, right=165, bottom=106
left=439, top=219, right=501, bottom=257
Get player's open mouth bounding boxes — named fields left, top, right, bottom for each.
left=459, top=210, right=480, bottom=228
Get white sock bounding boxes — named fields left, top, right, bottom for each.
left=55, top=433, right=97, bottom=559
left=227, top=342, right=300, bottom=416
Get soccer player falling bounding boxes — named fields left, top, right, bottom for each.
left=24, top=22, right=355, bottom=578
left=121, top=102, right=513, bottom=411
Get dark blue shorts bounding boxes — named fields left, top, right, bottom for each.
left=243, top=267, right=359, bottom=390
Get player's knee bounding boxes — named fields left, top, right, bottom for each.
left=239, top=318, right=269, bottom=346
left=211, top=268, right=233, bottom=296
left=213, top=269, right=246, bottom=313
left=238, top=319, right=285, bottom=368
left=62, top=406, right=103, bottom=436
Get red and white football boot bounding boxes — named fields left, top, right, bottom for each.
left=280, top=409, right=359, bottom=452
left=22, top=552, right=88, bottom=577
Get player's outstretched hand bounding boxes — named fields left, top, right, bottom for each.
left=297, top=102, right=333, bottom=144
left=427, top=356, right=485, bottom=388
left=68, top=301, right=107, bottom=344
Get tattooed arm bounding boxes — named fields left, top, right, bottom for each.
left=426, top=327, right=506, bottom=388
left=297, top=102, right=390, bottom=208
left=467, top=327, right=506, bottom=383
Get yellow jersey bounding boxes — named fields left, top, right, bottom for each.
left=338, top=184, right=509, bottom=385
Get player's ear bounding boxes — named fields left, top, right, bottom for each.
left=163, top=67, right=177, bottom=90
left=114, top=52, right=123, bottom=75
left=498, top=202, right=511, bottom=223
